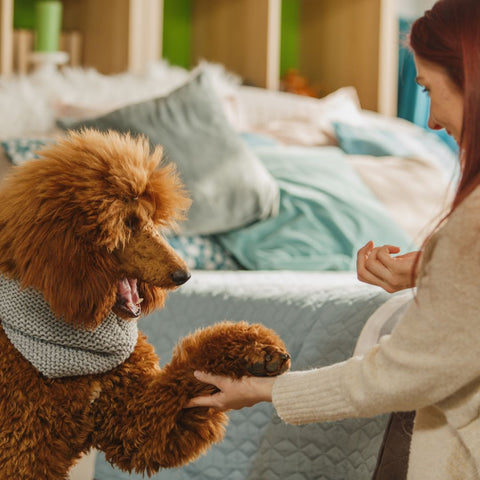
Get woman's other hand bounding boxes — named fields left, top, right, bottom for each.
left=357, top=241, right=420, bottom=293
left=185, top=371, right=276, bottom=411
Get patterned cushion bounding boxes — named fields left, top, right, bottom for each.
left=167, top=235, right=241, bottom=271
left=1, top=138, right=54, bottom=165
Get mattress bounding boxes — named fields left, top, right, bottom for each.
left=95, top=270, right=391, bottom=480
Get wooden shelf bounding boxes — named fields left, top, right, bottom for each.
left=191, top=0, right=397, bottom=114
left=0, top=0, right=397, bottom=114
left=0, top=0, right=163, bottom=75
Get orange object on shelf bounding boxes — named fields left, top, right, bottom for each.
left=280, top=68, right=320, bottom=97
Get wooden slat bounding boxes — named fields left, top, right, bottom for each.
left=62, top=0, right=162, bottom=74
left=377, top=0, right=398, bottom=116
left=299, top=0, right=394, bottom=112
left=13, top=29, right=33, bottom=74
left=62, top=0, right=130, bottom=74
left=128, top=0, right=162, bottom=73
left=192, top=0, right=281, bottom=89
left=265, top=0, right=281, bottom=89
left=0, top=0, right=13, bottom=75
left=60, top=30, right=83, bottom=67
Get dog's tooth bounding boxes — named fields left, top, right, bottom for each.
left=126, top=301, right=141, bottom=317
left=138, top=298, right=144, bottom=304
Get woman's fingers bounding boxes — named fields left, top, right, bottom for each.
left=357, top=241, right=374, bottom=268
left=358, top=242, right=391, bottom=286
left=357, top=243, right=415, bottom=292
left=193, top=370, right=220, bottom=386
left=185, top=394, right=222, bottom=409
left=185, top=372, right=276, bottom=410
left=376, top=245, right=402, bottom=267
left=185, top=371, right=227, bottom=409
left=357, top=241, right=375, bottom=281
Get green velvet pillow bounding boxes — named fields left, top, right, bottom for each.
left=58, top=71, right=280, bottom=235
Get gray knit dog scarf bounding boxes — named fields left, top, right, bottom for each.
left=0, top=275, right=138, bottom=378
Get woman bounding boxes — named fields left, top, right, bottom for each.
left=187, top=1, right=480, bottom=478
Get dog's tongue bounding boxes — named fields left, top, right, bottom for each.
left=117, top=277, right=142, bottom=317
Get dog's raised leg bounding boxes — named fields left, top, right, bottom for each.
left=91, top=322, right=289, bottom=475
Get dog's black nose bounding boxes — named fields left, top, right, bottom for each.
left=171, top=269, right=191, bottom=285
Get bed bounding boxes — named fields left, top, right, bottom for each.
left=0, top=62, right=458, bottom=480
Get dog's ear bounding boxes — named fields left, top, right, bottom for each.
left=17, top=225, right=118, bottom=329
left=144, top=154, right=192, bottom=230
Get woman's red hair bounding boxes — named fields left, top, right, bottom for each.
left=410, top=0, right=480, bottom=212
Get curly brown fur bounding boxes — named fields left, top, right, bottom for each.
left=0, top=129, right=191, bottom=328
left=0, top=129, right=290, bottom=479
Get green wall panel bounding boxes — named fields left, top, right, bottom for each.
left=163, top=0, right=192, bottom=69
left=280, top=0, right=300, bottom=76
left=13, top=0, right=36, bottom=30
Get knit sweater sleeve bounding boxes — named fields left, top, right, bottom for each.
left=273, top=188, right=480, bottom=425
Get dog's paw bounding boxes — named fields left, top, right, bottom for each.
left=245, top=348, right=291, bottom=377
left=172, top=321, right=290, bottom=379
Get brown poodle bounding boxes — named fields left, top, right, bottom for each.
left=0, top=129, right=290, bottom=479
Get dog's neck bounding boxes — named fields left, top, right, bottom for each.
left=0, top=275, right=138, bottom=378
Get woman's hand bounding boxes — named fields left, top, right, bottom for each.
left=185, top=371, right=276, bottom=411
left=357, top=241, right=420, bottom=293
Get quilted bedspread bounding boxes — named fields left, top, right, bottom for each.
left=94, top=271, right=391, bottom=480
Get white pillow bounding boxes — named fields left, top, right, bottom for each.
left=234, top=86, right=363, bottom=145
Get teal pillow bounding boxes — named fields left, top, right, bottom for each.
left=333, top=122, right=412, bottom=157
left=58, top=71, right=280, bottom=235
left=217, top=146, right=414, bottom=271
left=333, top=121, right=459, bottom=180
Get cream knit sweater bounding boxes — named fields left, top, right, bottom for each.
left=272, top=187, right=480, bottom=480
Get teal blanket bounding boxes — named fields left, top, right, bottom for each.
left=217, top=146, right=413, bottom=270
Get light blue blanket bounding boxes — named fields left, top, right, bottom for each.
left=217, top=146, right=414, bottom=271
left=95, top=271, right=391, bottom=480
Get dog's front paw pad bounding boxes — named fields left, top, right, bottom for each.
left=246, top=349, right=290, bottom=377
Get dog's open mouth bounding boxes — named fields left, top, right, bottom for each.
left=116, top=277, right=143, bottom=318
